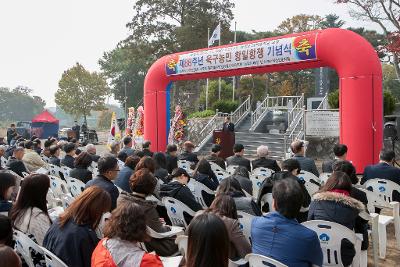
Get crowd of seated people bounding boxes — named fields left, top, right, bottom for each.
left=1, top=132, right=400, bottom=267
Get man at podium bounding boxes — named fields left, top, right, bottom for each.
left=222, top=117, right=234, bottom=132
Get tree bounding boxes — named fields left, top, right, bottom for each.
left=55, top=63, right=110, bottom=124
left=383, top=63, right=400, bottom=101
left=320, top=14, right=345, bottom=28
left=336, top=0, right=400, bottom=78
left=199, top=80, right=233, bottom=109
left=275, top=14, right=323, bottom=34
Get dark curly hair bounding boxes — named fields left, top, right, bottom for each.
left=103, top=202, right=149, bottom=242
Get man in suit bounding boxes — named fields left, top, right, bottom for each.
left=252, top=145, right=281, bottom=172
left=120, top=136, right=135, bottom=157
left=226, top=143, right=251, bottom=171
left=86, top=143, right=100, bottom=162
left=322, top=144, right=347, bottom=173
left=6, top=147, right=29, bottom=177
left=291, top=140, right=319, bottom=177
left=142, top=140, right=153, bottom=157
left=178, top=141, right=199, bottom=164
left=204, top=144, right=226, bottom=169
left=222, top=117, right=234, bottom=132
left=361, top=150, right=400, bottom=186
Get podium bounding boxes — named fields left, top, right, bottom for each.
left=213, top=130, right=235, bottom=159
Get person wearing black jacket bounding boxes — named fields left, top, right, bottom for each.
left=160, top=168, right=202, bottom=225
left=61, top=143, right=76, bottom=169
left=231, top=166, right=253, bottom=196
left=49, top=145, right=61, bottom=167
left=69, top=152, right=93, bottom=184
left=6, top=147, right=29, bottom=177
left=193, top=159, right=219, bottom=206
left=178, top=141, right=199, bottom=165
left=165, top=144, right=178, bottom=174
left=142, top=141, right=154, bottom=157
left=256, top=159, right=311, bottom=222
left=204, top=144, right=226, bottom=170
left=251, top=145, right=281, bottom=173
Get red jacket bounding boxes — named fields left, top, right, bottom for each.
left=91, top=238, right=163, bottom=267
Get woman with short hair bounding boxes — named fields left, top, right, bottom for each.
left=43, top=186, right=111, bottom=267
left=69, top=152, right=93, bottom=183
left=0, top=171, right=16, bottom=213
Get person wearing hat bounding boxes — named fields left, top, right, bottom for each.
left=178, top=141, right=199, bottom=165
left=291, top=140, right=319, bottom=177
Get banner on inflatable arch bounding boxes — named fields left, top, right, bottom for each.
left=165, top=33, right=318, bottom=76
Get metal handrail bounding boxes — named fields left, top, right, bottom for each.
left=231, top=95, right=251, bottom=125
left=287, top=94, right=304, bottom=131
left=316, top=93, right=328, bottom=109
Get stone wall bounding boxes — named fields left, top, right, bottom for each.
left=186, top=117, right=213, bottom=145
left=305, top=136, right=339, bottom=160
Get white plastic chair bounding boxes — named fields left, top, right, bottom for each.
left=188, top=180, right=215, bottom=208
left=14, top=229, right=44, bottom=267
left=95, top=212, right=111, bottom=238
left=237, top=211, right=255, bottom=244
left=208, top=161, right=225, bottom=173
left=59, top=166, right=71, bottom=178
left=1, top=156, right=7, bottom=167
left=319, top=173, right=332, bottom=185
left=160, top=256, right=184, bottom=267
left=61, top=194, right=75, bottom=209
left=302, top=220, right=362, bottom=267
left=147, top=225, right=184, bottom=239
left=48, top=164, right=61, bottom=177
left=298, top=170, right=321, bottom=185
left=49, top=175, right=69, bottom=198
left=175, top=235, right=188, bottom=256
left=41, top=155, right=50, bottom=163
left=250, top=174, right=266, bottom=198
left=260, top=193, right=273, bottom=214
left=214, top=170, right=230, bottom=182
left=252, top=167, right=274, bottom=178
left=178, top=160, right=194, bottom=173
left=245, top=253, right=288, bottom=267
left=226, top=165, right=239, bottom=175
left=40, top=246, right=68, bottom=267
left=64, top=177, right=85, bottom=197
left=162, top=197, right=196, bottom=228
left=362, top=179, right=400, bottom=258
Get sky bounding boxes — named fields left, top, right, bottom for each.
left=0, top=0, right=380, bottom=107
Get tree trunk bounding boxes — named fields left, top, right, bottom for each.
left=393, top=53, right=400, bottom=80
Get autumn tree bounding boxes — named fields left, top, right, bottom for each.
left=55, top=63, right=109, bottom=124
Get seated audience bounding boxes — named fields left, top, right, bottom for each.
left=44, top=186, right=111, bottom=267
left=193, top=159, right=219, bottom=206
left=6, top=147, right=29, bottom=178
left=142, top=140, right=154, bottom=157
left=69, top=152, right=93, bottom=184
left=206, top=194, right=251, bottom=260
left=0, top=172, right=16, bottom=213
left=10, top=174, right=51, bottom=245
left=226, top=144, right=251, bottom=171
left=361, top=149, right=400, bottom=187
left=291, top=140, right=319, bottom=177
left=135, top=157, right=161, bottom=197
left=114, top=155, right=140, bottom=193
left=153, top=152, right=169, bottom=183
left=252, top=178, right=323, bottom=267
left=178, top=141, right=199, bottom=165
left=257, top=159, right=311, bottom=222
left=322, top=144, right=348, bottom=173
left=42, top=139, right=53, bottom=158
left=117, top=151, right=128, bottom=169
left=251, top=145, right=281, bottom=172
left=61, top=142, right=76, bottom=169
left=0, top=245, right=22, bottom=267
left=308, top=171, right=368, bottom=266
left=165, top=144, right=178, bottom=174
left=118, top=168, right=178, bottom=256
left=0, top=215, right=13, bottom=247
left=134, top=150, right=145, bottom=158
left=33, top=138, right=42, bottom=155
left=120, top=136, right=135, bottom=156
left=204, top=144, right=226, bottom=170
left=231, top=166, right=253, bottom=196
left=22, top=141, right=46, bottom=172
left=85, top=156, right=120, bottom=210
left=86, top=143, right=100, bottom=162
left=217, top=177, right=261, bottom=216
left=186, top=212, right=229, bottom=267
left=160, top=168, right=202, bottom=218
left=91, top=201, right=163, bottom=267
left=49, top=145, right=61, bottom=167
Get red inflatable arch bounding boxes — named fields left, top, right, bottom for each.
left=144, top=28, right=382, bottom=172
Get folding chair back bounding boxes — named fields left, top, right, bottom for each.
left=175, top=235, right=188, bottom=257
left=49, top=175, right=69, bottom=198
left=59, top=166, right=71, bottom=178
left=302, top=220, right=361, bottom=267
left=260, top=193, right=273, bottom=213
left=178, top=160, right=194, bottom=173
left=61, top=194, right=75, bottom=209
left=226, top=165, right=239, bottom=175
left=188, top=180, right=215, bottom=208
left=1, top=156, right=7, bottom=167
left=364, top=178, right=400, bottom=203
left=48, top=164, right=61, bottom=177
left=245, top=253, right=288, bottom=267
left=65, top=177, right=85, bottom=197
left=237, top=211, right=255, bottom=244
left=208, top=161, right=225, bottom=173
left=162, top=197, right=196, bottom=227
left=41, top=246, right=68, bottom=267
left=13, top=230, right=44, bottom=267
left=298, top=170, right=321, bottom=185
left=252, top=167, right=274, bottom=178
left=250, top=174, right=266, bottom=198
left=319, top=173, right=332, bottom=185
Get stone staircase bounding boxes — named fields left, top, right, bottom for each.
left=198, top=114, right=285, bottom=160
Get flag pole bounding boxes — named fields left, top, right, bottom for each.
left=206, top=27, right=210, bottom=110
left=218, top=22, right=222, bottom=100
left=232, top=21, right=237, bottom=101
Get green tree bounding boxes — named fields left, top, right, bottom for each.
left=383, top=64, right=400, bottom=101
left=237, top=75, right=267, bottom=102
left=320, top=14, right=345, bottom=28
left=199, top=80, right=233, bottom=109
left=55, top=63, right=110, bottom=124
left=275, top=14, right=323, bottom=34
left=0, top=86, right=45, bottom=121
left=97, top=109, right=113, bottom=130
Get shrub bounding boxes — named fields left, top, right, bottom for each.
left=188, top=110, right=216, bottom=119
left=212, top=100, right=238, bottom=113
left=328, top=89, right=339, bottom=109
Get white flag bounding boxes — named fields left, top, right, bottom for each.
left=208, top=24, right=221, bottom=46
